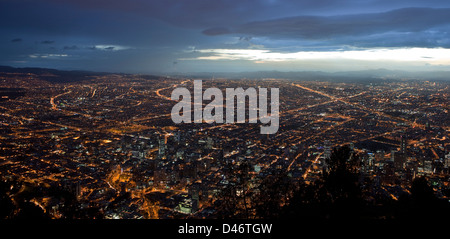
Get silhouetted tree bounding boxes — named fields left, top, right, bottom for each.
left=394, top=176, right=450, bottom=221
left=254, top=171, right=293, bottom=219
left=410, top=176, right=435, bottom=204
left=215, top=159, right=241, bottom=219
left=282, top=145, right=363, bottom=220
left=323, top=146, right=362, bottom=219
left=215, top=182, right=238, bottom=219
left=0, top=177, right=104, bottom=219
left=14, top=201, right=49, bottom=219
left=0, top=180, right=16, bottom=219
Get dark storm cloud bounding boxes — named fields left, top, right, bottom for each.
left=11, top=38, right=22, bottom=43
left=202, top=27, right=232, bottom=36
left=2, top=0, right=450, bottom=73
left=37, top=0, right=450, bottom=28
left=39, top=0, right=302, bottom=28
left=3, top=1, right=450, bottom=46
left=204, top=8, right=450, bottom=41
left=63, top=45, right=79, bottom=50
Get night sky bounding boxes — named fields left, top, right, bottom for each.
left=2, top=0, right=450, bottom=73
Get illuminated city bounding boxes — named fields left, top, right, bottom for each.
left=1, top=0, right=450, bottom=228
left=0, top=68, right=448, bottom=219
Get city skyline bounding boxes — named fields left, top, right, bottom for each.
left=2, top=0, right=450, bottom=73
left=1, top=0, right=449, bottom=224
left=0, top=67, right=449, bottom=220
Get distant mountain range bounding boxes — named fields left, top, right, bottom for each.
left=1, top=65, right=449, bottom=83
left=0, top=65, right=111, bottom=83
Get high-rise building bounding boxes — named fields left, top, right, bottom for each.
left=382, top=160, right=396, bottom=184
left=400, top=135, right=407, bottom=154
left=158, top=137, right=166, bottom=159
left=393, top=152, right=406, bottom=171
left=423, top=159, right=433, bottom=175
left=444, top=152, right=450, bottom=174
left=206, top=137, right=213, bottom=150
left=322, top=140, right=332, bottom=173
left=323, top=140, right=331, bottom=159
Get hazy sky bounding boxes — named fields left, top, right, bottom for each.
left=2, top=0, right=450, bottom=73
